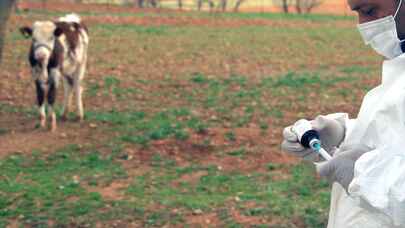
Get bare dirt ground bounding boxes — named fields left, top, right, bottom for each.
left=0, top=3, right=366, bottom=168
left=1, top=0, right=373, bottom=173
left=0, top=4, right=379, bottom=226
left=0, top=113, right=108, bottom=158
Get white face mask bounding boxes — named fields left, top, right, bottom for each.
left=357, top=0, right=405, bottom=59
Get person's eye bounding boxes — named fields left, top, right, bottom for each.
left=362, top=7, right=376, bottom=16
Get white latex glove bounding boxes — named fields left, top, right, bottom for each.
left=316, top=144, right=372, bottom=192
left=281, top=115, right=346, bottom=160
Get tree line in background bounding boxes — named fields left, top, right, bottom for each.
left=74, top=0, right=321, bottom=13
left=137, top=0, right=322, bottom=12
left=15, top=0, right=324, bottom=13
left=273, top=0, right=323, bottom=13
left=134, top=0, right=323, bottom=13
left=132, top=0, right=248, bottom=12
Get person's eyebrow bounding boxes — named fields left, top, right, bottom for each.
left=351, top=1, right=368, bottom=11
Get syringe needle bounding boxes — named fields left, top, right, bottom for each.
left=318, top=147, right=332, bottom=161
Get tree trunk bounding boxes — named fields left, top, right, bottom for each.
left=305, top=0, right=323, bottom=13
left=149, top=0, right=158, bottom=8
left=233, top=0, right=245, bottom=12
left=136, top=0, right=144, bottom=8
left=197, top=0, right=202, bottom=11
left=0, top=0, right=14, bottom=64
left=178, top=0, right=183, bottom=9
left=282, top=0, right=289, bottom=13
left=220, top=0, right=227, bottom=12
left=295, top=0, right=302, bottom=14
left=209, top=0, right=215, bottom=12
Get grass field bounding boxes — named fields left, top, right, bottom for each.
left=0, top=5, right=383, bottom=227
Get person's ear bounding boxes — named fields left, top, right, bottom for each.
left=54, top=27, right=63, bottom=37
left=20, top=26, right=32, bottom=38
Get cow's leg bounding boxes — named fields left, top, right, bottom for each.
left=47, top=79, right=57, bottom=132
left=61, top=76, right=73, bottom=121
left=35, top=80, right=46, bottom=128
left=74, top=62, right=87, bottom=122
left=74, top=80, right=84, bottom=122
left=48, top=70, right=60, bottom=132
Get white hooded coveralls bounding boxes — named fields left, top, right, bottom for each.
left=327, top=54, right=405, bottom=227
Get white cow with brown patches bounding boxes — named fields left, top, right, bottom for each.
left=20, top=14, right=89, bottom=131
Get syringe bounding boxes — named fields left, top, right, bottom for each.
left=292, top=119, right=332, bottom=161
left=309, top=138, right=332, bottom=161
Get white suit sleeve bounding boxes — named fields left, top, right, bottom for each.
left=348, top=95, right=405, bottom=226
left=348, top=142, right=405, bottom=226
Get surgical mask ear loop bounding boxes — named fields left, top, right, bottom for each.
left=394, top=0, right=405, bottom=46
left=394, top=0, right=403, bottom=19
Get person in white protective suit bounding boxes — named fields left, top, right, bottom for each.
left=281, top=0, right=405, bottom=227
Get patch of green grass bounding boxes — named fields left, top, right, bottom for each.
left=227, top=147, right=246, bottom=157
left=95, top=24, right=169, bottom=36
left=87, top=109, right=146, bottom=125
left=259, top=121, right=269, bottom=131
left=0, top=128, right=8, bottom=135
left=86, top=81, right=101, bottom=97
left=0, top=145, right=127, bottom=226
left=266, top=163, right=283, bottom=171
left=125, top=161, right=329, bottom=227
left=88, top=108, right=206, bottom=146
left=268, top=164, right=330, bottom=227
left=191, top=72, right=211, bottom=84
left=188, top=73, right=265, bottom=127
left=0, top=103, right=21, bottom=113
left=104, top=75, right=120, bottom=89
left=225, top=131, right=236, bottom=142
left=0, top=103, right=38, bottom=118
left=165, top=69, right=356, bottom=134
left=267, top=109, right=284, bottom=119
left=181, top=70, right=356, bottom=128
left=150, top=154, right=177, bottom=168
left=274, top=72, right=322, bottom=88
left=243, top=207, right=268, bottom=216
left=99, top=75, right=138, bottom=99
left=340, top=65, right=372, bottom=74
left=272, top=71, right=353, bottom=88
left=128, top=167, right=262, bottom=210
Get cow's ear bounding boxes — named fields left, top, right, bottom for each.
left=54, top=27, right=63, bottom=37
left=20, top=26, right=32, bottom=38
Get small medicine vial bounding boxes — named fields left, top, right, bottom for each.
left=292, top=119, right=320, bottom=148
left=292, top=119, right=332, bottom=161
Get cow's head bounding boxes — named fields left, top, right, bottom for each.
left=20, top=21, right=63, bottom=82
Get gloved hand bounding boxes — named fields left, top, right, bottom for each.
left=316, top=144, right=372, bottom=192
left=281, top=115, right=346, bottom=160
